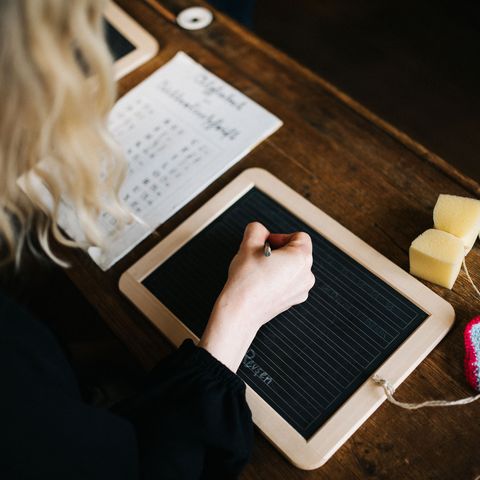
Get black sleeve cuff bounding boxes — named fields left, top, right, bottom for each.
left=149, top=339, right=246, bottom=393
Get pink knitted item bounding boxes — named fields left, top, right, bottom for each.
left=464, top=316, right=480, bottom=392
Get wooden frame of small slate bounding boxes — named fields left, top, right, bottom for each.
left=104, top=0, right=159, bottom=80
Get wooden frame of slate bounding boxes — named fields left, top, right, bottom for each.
left=104, top=1, right=158, bottom=80
left=119, top=168, right=455, bottom=469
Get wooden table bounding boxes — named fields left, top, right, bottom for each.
left=66, top=1, right=480, bottom=478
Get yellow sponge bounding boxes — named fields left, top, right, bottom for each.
left=433, top=194, right=480, bottom=252
left=409, top=229, right=465, bottom=289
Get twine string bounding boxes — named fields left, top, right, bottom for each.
left=371, top=375, right=480, bottom=409
left=371, top=255, right=480, bottom=409
left=462, top=256, right=480, bottom=301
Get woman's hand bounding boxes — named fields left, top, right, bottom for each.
left=199, top=222, right=315, bottom=372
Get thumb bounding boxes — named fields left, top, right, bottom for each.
left=241, top=222, right=270, bottom=249
left=269, top=231, right=312, bottom=254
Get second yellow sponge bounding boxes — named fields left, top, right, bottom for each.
left=409, top=229, right=465, bottom=289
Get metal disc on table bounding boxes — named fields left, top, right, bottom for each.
left=176, top=7, right=213, bottom=30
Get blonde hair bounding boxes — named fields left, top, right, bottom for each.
left=0, top=0, right=129, bottom=266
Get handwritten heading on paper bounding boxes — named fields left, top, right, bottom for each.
left=156, top=79, right=242, bottom=140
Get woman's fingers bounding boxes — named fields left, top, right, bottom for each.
left=242, top=224, right=312, bottom=268
left=268, top=231, right=312, bottom=257
left=267, top=233, right=295, bottom=248
left=241, top=222, right=270, bottom=249
left=287, top=232, right=312, bottom=254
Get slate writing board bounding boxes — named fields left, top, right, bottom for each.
left=143, top=188, right=429, bottom=439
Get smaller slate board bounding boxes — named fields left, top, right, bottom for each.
left=105, top=20, right=135, bottom=62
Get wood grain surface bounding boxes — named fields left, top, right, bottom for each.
left=64, top=1, right=480, bottom=478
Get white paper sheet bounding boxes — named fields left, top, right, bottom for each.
left=26, top=52, right=282, bottom=269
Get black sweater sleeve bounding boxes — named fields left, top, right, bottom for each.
left=0, top=291, right=253, bottom=480
left=115, top=340, right=253, bottom=479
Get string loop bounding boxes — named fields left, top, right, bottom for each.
left=371, top=375, right=480, bottom=409
left=372, top=255, right=480, bottom=409
left=462, top=256, right=480, bottom=301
